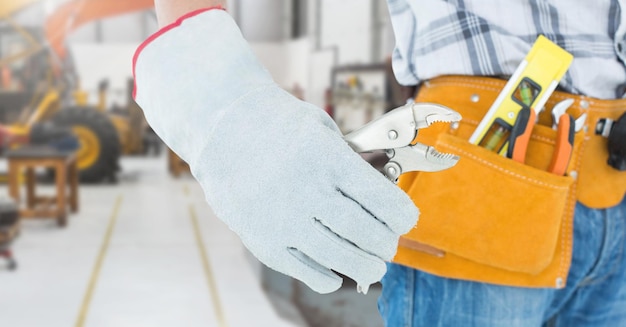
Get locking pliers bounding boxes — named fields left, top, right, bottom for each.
left=344, top=102, right=462, bottom=182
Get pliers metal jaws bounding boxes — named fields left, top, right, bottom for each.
left=344, top=102, right=462, bottom=182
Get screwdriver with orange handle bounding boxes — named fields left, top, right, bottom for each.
left=507, top=107, right=536, bottom=163
left=548, top=114, right=575, bottom=176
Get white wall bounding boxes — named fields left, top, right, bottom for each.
left=238, top=0, right=288, bottom=42
left=69, top=12, right=157, bottom=44
left=318, top=0, right=372, bottom=65
left=309, top=0, right=395, bottom=64
left=250, top=39, right=310, bottom=89
left=69, top=43, right=138, bottom=107
left=64, top=8, right=158, bottom=108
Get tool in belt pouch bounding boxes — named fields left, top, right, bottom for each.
left=392, top=39, right=626, bottom=289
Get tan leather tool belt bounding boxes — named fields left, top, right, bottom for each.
left=392, top=76, right=626, bottom=288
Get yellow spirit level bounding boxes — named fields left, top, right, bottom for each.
left=469, top=35, right=573, bottom=154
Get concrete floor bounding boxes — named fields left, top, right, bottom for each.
left=0, top=156, right=306, bottom=327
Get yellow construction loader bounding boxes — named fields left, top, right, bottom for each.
left=0, top=0, right=155, bottom=182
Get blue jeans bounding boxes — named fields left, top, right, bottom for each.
left=379, top=197, right=626, bottom=327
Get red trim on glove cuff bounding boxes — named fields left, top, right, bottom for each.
left=132, top=6, right=225, bottom=99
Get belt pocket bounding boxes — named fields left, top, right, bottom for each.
left=404, top=131, right=575, bottom=274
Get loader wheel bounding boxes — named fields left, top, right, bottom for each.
left=52, top=107, right=120, bottom=183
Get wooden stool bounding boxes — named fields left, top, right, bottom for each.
left=7, top=146, right=79, bottom=227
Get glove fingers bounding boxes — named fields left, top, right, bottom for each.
left=298, top=222, right=388, bottom=287
left=320, top=196, right=399, bottom=261
left=284, top=247, right=343, bottom=294
left=337, top=160, right=419, bottom=235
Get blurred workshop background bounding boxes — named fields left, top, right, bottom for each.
left=0, top=1, right=414, bottom=326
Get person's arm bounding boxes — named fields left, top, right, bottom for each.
left=154, top=0, right=226, bottom=27
left=135, top=2, right=418, bottom=294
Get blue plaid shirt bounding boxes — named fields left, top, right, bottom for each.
left=387, top=0, right=626, bottom=99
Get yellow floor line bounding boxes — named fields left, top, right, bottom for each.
left=74, top=195, right=123, bottom=327
left=189, top=205, right=229, bottom=327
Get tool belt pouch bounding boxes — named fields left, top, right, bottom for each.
left=393, top=77, right=585, bottom=288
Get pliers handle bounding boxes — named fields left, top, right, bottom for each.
left=344, top=102, right=462, bottom=182
left=508, top=99, right=586, bottom=176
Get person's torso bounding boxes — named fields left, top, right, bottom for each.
left=387, top=0, right=626, bottom=99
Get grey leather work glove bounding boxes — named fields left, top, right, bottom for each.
left=133, top=8, right=419, bottom=294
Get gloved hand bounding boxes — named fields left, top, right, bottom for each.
left=133, top=8, right=418, bottom=294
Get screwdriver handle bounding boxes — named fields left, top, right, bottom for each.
left=507, top=108, right=536, bottom=163
left=549, top=115, right=575, bottom=176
